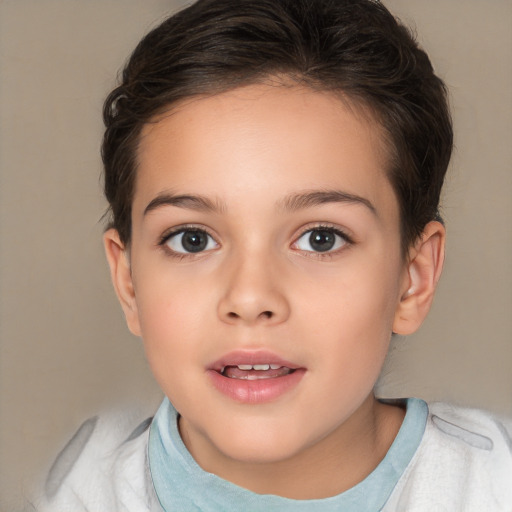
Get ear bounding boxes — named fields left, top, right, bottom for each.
left=393, top=221, right=445, bottom=335
left=103, top=229, right=141, bottom=337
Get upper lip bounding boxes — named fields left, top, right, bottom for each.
left=209, top=350, right=301, bottom=372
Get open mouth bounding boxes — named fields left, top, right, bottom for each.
left=208, top=352, right=304, bottom=403
left=219, top=364, right=295, bottom=380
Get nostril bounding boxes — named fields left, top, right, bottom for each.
left=222, top=309, right=278, bottom=322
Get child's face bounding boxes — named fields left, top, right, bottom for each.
left=113, top=84, right=413, bottom=466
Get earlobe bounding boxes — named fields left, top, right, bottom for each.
left=103, top=229, right=141, bottom=337
left=393, top=221, right=445, bottom=335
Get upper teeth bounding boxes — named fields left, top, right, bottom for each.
left=235, top=364, right=281, bottom=370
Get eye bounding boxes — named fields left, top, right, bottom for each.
left=294, top=227, right=349, bottom=253
left=164, top=228, right=218, bottom=254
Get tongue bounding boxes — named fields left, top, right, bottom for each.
left=223, top=366, right=292, bottom=379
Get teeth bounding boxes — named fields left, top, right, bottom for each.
left=219, top=364, right=287, bottom=374
left=253, top=364, right=270, bottom=370
left=234, top=364, right=283, bottom=371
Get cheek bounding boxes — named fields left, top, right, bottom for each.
left=134, top=261, right=210, bottom=329
left=135, top=283, right=205, bottom=401
left=299, top=260, right=401, bottom=333
left=132, top=268, right=212, bottom=372
left=296, top=257, right=402, bottom=376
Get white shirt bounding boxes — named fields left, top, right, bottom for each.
left=34, top=399, right=512, bottom=511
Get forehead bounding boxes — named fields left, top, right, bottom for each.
left=134, top=84, right=397, bottom=219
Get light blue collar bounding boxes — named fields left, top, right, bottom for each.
left=149, top=397, right=428, bottom=511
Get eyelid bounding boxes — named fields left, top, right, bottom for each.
left=158, top=224, right=220, bottom=257
left=292, top=222, right=353, bottom=242
left=291, top=223, right=353, bottom=255
left=158, top=224, right=218, bottom=245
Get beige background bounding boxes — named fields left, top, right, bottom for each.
left=1, top=0, right=511, bottom=509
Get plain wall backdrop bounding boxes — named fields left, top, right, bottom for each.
left=1, top=0, right=511, bottom=509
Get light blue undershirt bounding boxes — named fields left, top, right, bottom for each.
left=148, top=397, right=428, bottom=511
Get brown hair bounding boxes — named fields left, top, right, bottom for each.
left=102, top=0, right=453, bottom=250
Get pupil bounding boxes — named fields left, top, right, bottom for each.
left=182, top=230, right=207, bottom=253
left=309, top=230, right=335, bottom=252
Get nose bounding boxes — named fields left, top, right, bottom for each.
left=217, top=251, right=290, bottom=326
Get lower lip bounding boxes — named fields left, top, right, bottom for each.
left=207, top=368, right=306, bottom=404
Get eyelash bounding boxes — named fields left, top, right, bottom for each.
left=158, top=224, right=219, bottom=260
left=157, top=223, right=353, bottom=260
left=292, top=224, right=353, bottom=260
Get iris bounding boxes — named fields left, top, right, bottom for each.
left=309, top=229, right=336, bottom=252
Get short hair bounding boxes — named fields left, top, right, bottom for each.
left=102, top=0, right=453, bottom=252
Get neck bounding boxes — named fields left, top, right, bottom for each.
left=179, top=395, right=405, bottom=500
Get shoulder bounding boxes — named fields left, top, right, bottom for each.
left=427, top=401, right=512, bottom=452
left=388, top=401, right=512, bottom=512
left=34, top=410, right=156, bottom=512
left=423, top=402, right=512, bottom=487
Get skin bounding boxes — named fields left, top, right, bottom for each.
left=105, top=83, right=445, bottom=499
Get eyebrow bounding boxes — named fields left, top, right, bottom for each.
left=279, top=189, right=377, bottom=215
left=144, top=193, right=226, bottom=216
left=143, top=189, right=377, bottom=216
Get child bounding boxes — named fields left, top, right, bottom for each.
left=38, top=0, right=512, bottom=510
